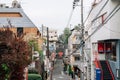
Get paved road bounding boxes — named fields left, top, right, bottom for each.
left=52, top=59, right=72, bottom=80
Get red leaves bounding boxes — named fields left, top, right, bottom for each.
left=0, top=28, right=32, bottom=65
left=0, top=28, right=32, bottom=80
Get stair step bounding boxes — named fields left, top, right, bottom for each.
left=100, top=61, right=113, bottom=80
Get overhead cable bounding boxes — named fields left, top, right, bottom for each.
left=67, top=1, right=120, bottom=57
left=84, top=0, right=109, bottom=31
left=85, top=3, right=120, bottom=41
left=66, top=9, right=75, bottom=28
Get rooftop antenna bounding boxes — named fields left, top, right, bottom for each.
left=7, top=18, right=13, bottom=27
left=12, top=0, right=21, bottom=8
left=18, top=0, right=22, bottom=6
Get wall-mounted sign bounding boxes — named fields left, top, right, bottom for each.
left=98, top=42, right=104, bottom=53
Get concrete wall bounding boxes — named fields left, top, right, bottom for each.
left=84, top=0, right=120, bottom=79
left=85, top=0, right=120, bottom=43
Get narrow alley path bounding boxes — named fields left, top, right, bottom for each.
left=52, top=59, right=72, bottom=80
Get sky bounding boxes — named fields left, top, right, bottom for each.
left=0, top=0, right=94, bottom=35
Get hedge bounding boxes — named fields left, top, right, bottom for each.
left=28, top=74, right=42, bottom=80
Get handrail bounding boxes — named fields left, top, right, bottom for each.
left=94, top=59, right=103, bottom=80
left=106, top=61, right=115, bottom=80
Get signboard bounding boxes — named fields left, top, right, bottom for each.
left=98, top=42, right=104, bottom=53
left=58, top=52, right=63, bottom=58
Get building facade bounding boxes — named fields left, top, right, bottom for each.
left=0, top=0, right=43, bottom=79
left=0, top=0, right=40, bottom=41
left=49, top=29, right=58, bottom=53
left=84, top=0, right=120, bottom=80
left=68, top=28, right=81, bottom=79
left=41, top=26, right=58, bottom=53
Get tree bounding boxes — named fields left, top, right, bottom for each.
left=0, top=28, right=32, bottom=80
left=58, top=27, right=71, bottom=44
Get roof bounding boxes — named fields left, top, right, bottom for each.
left=0, top=8, right=36, bottom=27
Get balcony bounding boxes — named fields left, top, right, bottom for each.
left=71, top=54, right=80, bottom=66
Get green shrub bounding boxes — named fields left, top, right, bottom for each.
left=28, top=68, right=38, bottom=74
left=28, top=74, right=42, bottom=80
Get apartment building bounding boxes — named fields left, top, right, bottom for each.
left=41, top=26, right=58, bottom=53
left=84, top=0, right=120, bottom=80
left=68, top=28, right=81, bottom=78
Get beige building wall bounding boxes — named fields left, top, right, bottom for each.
left=37, top=38, right=44, bottom=50
left=0, top=9, right=43, bottom=51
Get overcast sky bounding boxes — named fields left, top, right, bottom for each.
left=0, top=0, right=94, bottom=35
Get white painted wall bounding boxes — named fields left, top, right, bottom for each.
left=68, top=29, right=81, bottom=66
left=49, top=30, right=58, bottom=41
left=88, top=0, right=120, bottom=42
left=84, top=0, right=120, bottom=79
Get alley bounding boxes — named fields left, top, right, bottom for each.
left=52, top=59, right=72, bottom=80
left=0, top=0, right=119, bottom=80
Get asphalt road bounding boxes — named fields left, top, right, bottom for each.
left=52, top=59, right=72, bottom=80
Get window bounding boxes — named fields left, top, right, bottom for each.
left=75, top=56, right=80, bottom=61
left=73, top=44, right=79, bottom=49
left=51, top=36, right=53, bottom=38
left=17, top=27, right=23, bottom=37
left=105, top=42, right=112, bottom=53
left=54, top=35, right=57, bottom=37
left=110, top=42, right=116, bottom=61
left=0, top=12, right=22, bottom=17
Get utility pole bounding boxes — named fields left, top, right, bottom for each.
left=81, top=0, right=84, bottom=59
left=81, top=0, right=85, bottom=80
left=47, top=27, right=53, bottom=80
left=72, top=0, right=84, bottom=79
left=81, top=0, right=83, bottom=28
left=47, top=27, right=49, bottom=58
left=42, top=24, right=43, bottom=38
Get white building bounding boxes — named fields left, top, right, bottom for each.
left=28, top=51, right=40, bottom=69
left=84, top=0, right=120, bottom=80
left=41, top=26, right=58, bottom=53
left=49, top=29, right=58, bottom=53
left=41, top=26, right=58, bottom=79
left=68, top=28, right=81, bottom=78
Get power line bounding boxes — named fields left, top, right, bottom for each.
left=104, top=26, right=120, bottom=34
left=66, top=9, right=74, bottom=28
left=67, top=1, right=120, bottom=57
left=85, top=1, right=120, bottom=35
left=104, top=4, right=120, bottom=23
left=85, top=3, right=120, bottom=41
left=83, top=7, right=93, bottom=25
left=84, top=0, right=109, bottom=31
left=66, top=0, right=80, bottom=28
